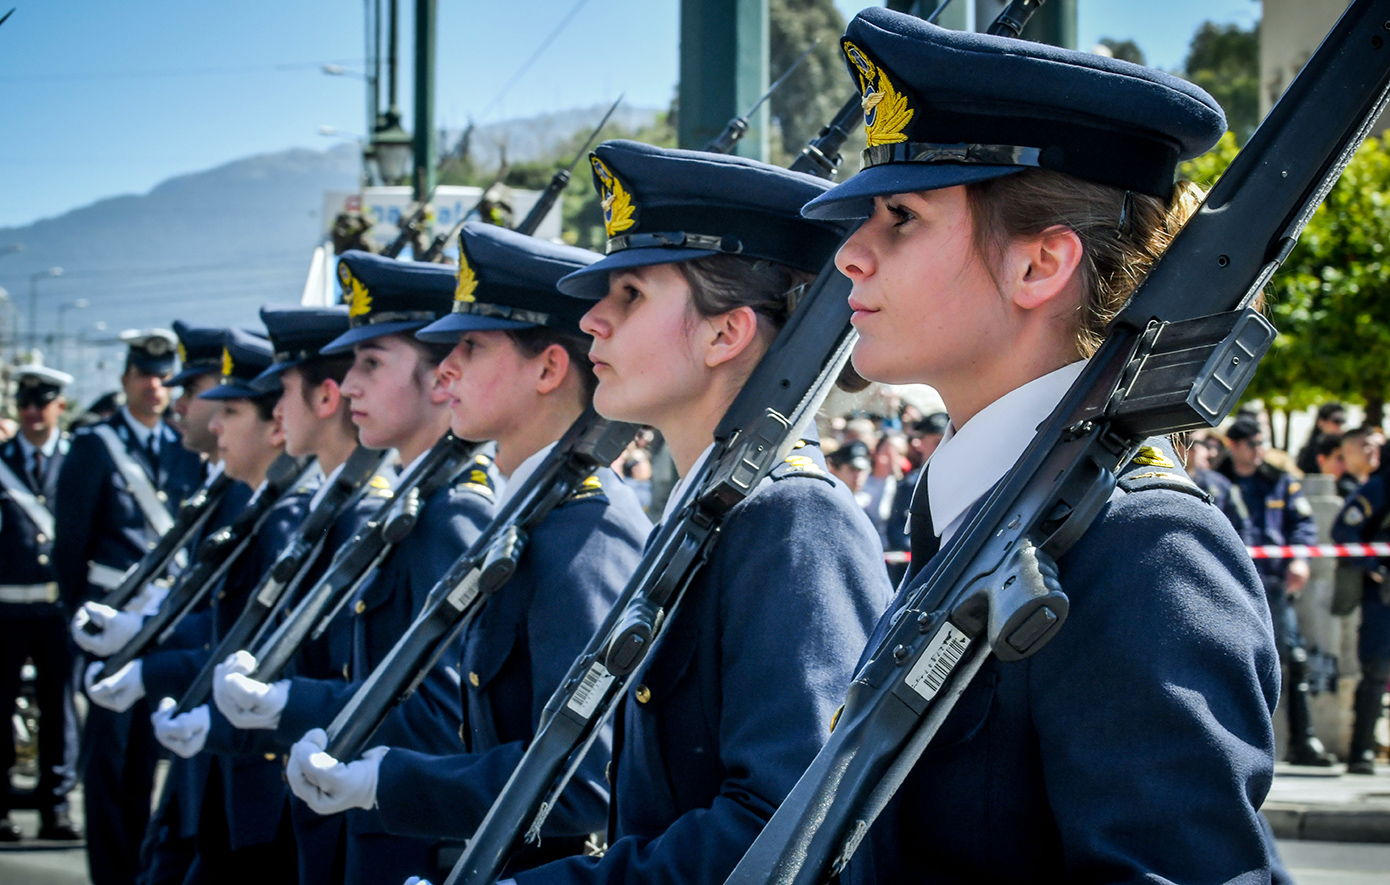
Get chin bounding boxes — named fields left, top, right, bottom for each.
left=591, top=386, right=644, bottom=427
left=850, top=340, right=921, bottom=386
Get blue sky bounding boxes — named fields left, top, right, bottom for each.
left=1, top=0, right=1260, bottom=229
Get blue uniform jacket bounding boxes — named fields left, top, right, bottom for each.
left=514, top=444, right=893, bottom=885
left=375, top=466, right=651, bottom=853
left=0, top=433, right=66, bottom=615
left=1218, top=461, right=1318, bottom=580
left=840, top=443, right=1284, bottom=883
left=1331, top=473, right=1390, bottom=663
left=272, top=463, right=497, bottom=884
left=53, top=413, right=205, bottom=610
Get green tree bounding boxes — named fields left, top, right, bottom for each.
left=1098, top=37, right=1145, bottom=66
left=769, top=0, right=849, bottom=165
left=1183, top=21, right=1260, bottom=144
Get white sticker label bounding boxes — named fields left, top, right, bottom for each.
left=903, top=622, right=971, bottom=702
left=256, top=578, right=282, bottom=607
left=567, top=662, right=615, bottom=719
left=445, top=573, right=480, bottom=612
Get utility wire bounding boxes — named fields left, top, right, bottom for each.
left=475, top=0, right=592, bottom=121
left=0, top=60, right=363, bottom=83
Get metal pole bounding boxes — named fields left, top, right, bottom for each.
left=388, top=0, right=399, bottom=112
left=413, top=0, right=437, bottom=202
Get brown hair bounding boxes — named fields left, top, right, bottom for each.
left=678, top=255, right=814, bottom=338
left=504, top=326, right=599, bottom=404
left=964, top=169, right=1206, bottom=357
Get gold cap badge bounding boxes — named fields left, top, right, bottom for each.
left=340, top=263, right=373, bottom=318
left=455, top=249, right=478, bottom=303
left=220, top=347, right=234, bottom=379
left=592, top=155, right=636, bottom=238
left=177, top=341, right=188, bottom=364
left=843, top=41, right=914, bottom=148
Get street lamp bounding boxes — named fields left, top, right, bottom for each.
left=56, top=298, right=89, bottom=370
left=372, top=109, right=413, bottom=185
left=27, top=266, right=62, bottom=353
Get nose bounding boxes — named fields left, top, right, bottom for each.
left=437, top=343, right=464, bottom=386
left=835, top=225, right=876, bottom=281
left=579, top=297, right=612, bottom=340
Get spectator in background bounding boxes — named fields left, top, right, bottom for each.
left=0, top=418, right=15, bottom=443
left=862, top=435, right=907, bottom=544
left=1181, top=430, right=1233, bottom=517
left=884, top=412, right=950, bottom=584
left=1315, top=433, right=1347, bottom=489
left=1219, top=417, right=1334, bottom=766
left=1297, top=402, right=1348, bottom=475
left=1341, top=426, right=1383, bottom=497
left=828, top=440, right=873, bottom=513
left=622, top=447, right=654, bottom=512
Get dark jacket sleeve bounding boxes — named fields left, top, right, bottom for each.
left=53, top=432, right=106, bottom=609
left=516, top=479, right=892, bottom=885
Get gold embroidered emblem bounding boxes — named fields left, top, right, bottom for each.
left=591, top=156, right=636, bottom=237
left=1132, top=445, right=1175, bottom=469
left=177, top=341, right=188, bottom=364
left=455, top=249, right=478, bottom=303
left=220, top=347, right=234, bottom=378
left=843, top=41, right=914, bottom=148
left=340, top=264, right=373, bottom=318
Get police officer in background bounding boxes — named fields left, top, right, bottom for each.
left=1219, top=416, right=1334, bottom=765
left=0, top=367, right=81, bottom=842
left=54, top=330, right=207, bottom=885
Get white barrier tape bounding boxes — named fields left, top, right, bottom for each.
left=883, top=542, right=1390, bottom=565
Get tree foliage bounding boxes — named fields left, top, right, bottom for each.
left=1180, top=132, right=1390, bottom=424
left=1183, top=21, right=1260, bottom=144
left=1098, top=38, right=1145, bottom=66
left=768, top=0, right=849, bottom=164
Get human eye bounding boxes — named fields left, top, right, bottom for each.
left=884, top=200, right=915, bottom=228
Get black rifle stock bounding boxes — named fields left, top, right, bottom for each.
left=706, top=45, right=817, bottom=155
left=724, top=3, right=1390, bottom=884
left=247, top=435, right=484, bottom=683
left=322, top=411, right=637, bottom=761
left=444, top=250, right=857, bottom=885
left=94, top=454, right=316, bottom=682
left=170, top=446, right=393, bottom=714
left=93, top=469, right=236, bottom=614
left=512, top=96, right=625, bottom=238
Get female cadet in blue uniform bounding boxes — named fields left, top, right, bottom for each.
left=54, top=330, right=206, bottom=885
left=210, top=253, right=498, bottom=885
left=1331, top=447, right=1390, bottom=775
left=0, top=367, right=80, bottom=842
left=85, top=328, right=312, bottom=882
left=278, top=223, right=651, bottom=875
left=792, top=9, right=1284, bottom=880
left=486, top=141, right=894, bottom=885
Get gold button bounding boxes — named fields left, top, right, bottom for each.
left=605, top=761, right=613, bottom=784
left=635, top=684, right=651, bottom=704
left=342, top=663, right=350, bottom=679
left=36, top=496, right=46, bottom=505
left=35, top=533, right=47, bottom=544
left=264, top=753, right=277, bottom=761
left=354, top=600, right=366, bottom=614
left=37, top=554, right=49, bottom=565
left=468, top=671, right=480, bottom=687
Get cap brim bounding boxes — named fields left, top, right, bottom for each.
left=320, top=320, right=430, bottom=355
left=556, top=246, right=720, bottom=300
left=168, top=366, right=218, bottom=387
left=249, top=360, right=301, bottom=393
left=415, top=312, right=534, bottom=344
left=801, top=164, right=1023, bottom=220
left=128, top=354, right=178, bottom=377
left=199, top=381, right=273, bottom=401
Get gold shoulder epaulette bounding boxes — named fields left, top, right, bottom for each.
left=566, top=473, right=605, bottom=502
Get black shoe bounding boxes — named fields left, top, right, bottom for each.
left=38, top=815, right=82, bottom=841
left=1287, top=739, right=1337, bottom=767
left=0, top=817, right=21, bottom=842
left=1348, top=754, right=1378, bottom=775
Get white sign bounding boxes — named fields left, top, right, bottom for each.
left=322, top=184, right=563, bottom=254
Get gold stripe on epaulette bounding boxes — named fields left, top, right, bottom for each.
left=567, top=473, right=605, bottom=502
left=1131, top=446, right=1175, bottom=469
left=1127, top=470, right=1197, bottom=485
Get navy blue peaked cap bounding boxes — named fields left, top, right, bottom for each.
left=169, top=320, right=227, bottom=387
left=417, top=222, right=602, bottom=343
left=557, top=140, right=851, bottom=299
left=321, top=251, right=456, bottom=354
left=200, top=328, right=276, bottom=401
left=121, top=329, right=180, bottom=377
left=252, top=303, right=351, bottom=390
left=803, top=7, right=1227, bottom=220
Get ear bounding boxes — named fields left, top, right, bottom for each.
left=699, top=305, right=763, bottom=369
left=1007, top=224, right=1084, bottom=313
left=534, top=343, right=570, bottom=396
left=426, top=366, right=453, bottom=406
left=314, top=379, right=343, bottom=420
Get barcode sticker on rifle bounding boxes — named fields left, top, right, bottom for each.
left=567, top=662, right=615, bottom=719
left=445, top=573, right=480, bottom=612
left=904, top=622, right=971, bottom=702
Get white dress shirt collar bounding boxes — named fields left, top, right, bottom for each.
left=497, top=441, right=557, bottom=510
left=926, top=361, right=1087, bottom=545
left=120, top=405, right=158, bottom=450
left=16, top=427, right=60, bottom=461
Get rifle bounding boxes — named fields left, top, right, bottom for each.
left=723, top=2, right=1390, bottom=883
left=443, top=233, right=858, bottom=885
left=245, top=434, right=486, bottom=684
left=170, top=446, right=393, bottom=715
left=93, top=454, right=317, bottom=682
left=320, top=409, right=636, bottom=761
left=92, top=466, right=237, bottom=614
left=705, top=44, right=817, bottom=155
left=789, top=0, right=964, bottom=177
left=512, top=95, right=625, bottom=237
left=381, top=189, right=437, bottom=259
left=418, top=164, right=512, bottom=263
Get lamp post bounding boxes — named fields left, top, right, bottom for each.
left=370, top=0, right=413, bottom=186
left=27, top=266, right=62, bottom=354
left=56, top=298, right=88, bottom=370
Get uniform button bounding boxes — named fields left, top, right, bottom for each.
left=35, top=533, right=47, bottom=544
left=342, top=663, right=350, bottom=679
left=605, top=761, right=613, bottom=784
left=36, top=496, right=46, bottom=505
left=354, top=600, right=366, bottom=614
left=37, top=554, right=49, bottom=565
left=157, top=491, right=168, bottom=502
left=264, top=753, right=277, bottom=761
left=635, top=684, right=651, bottom=704
left=468, top=671, right=480, bottom=688
left=459, top=724, right=467, bottom=743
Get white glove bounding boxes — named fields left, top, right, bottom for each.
left=72, top=602, right=144, bottom=657
left=286, top=728, right=387, bottom=816
left=152, top=698, right=210, bottom=758
left=85, top=660, right=145, bottom=712
left=402, top=879, right=434, bottom=885
left=125, top=581, right=171, bottom=616
left=214, top=651, right=289, bottom=730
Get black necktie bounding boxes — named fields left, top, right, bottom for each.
left=31, top=451, right=45, bottom=490
left=144, top=434, right=160, bottom=480
left=906, top=466, right=939, bottom=582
